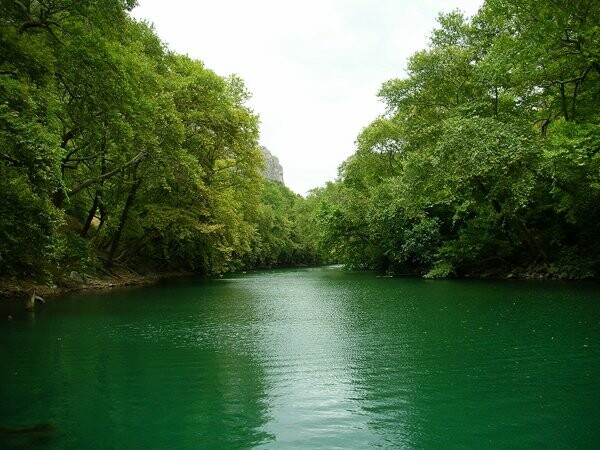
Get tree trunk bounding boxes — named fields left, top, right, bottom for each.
left=107, top=163, right=142, bottom=267
left=559, top=82, right=570, bottom=121
left=80, top=192, right=99, bottom=237
left=81, top=137, right=107, bottom=237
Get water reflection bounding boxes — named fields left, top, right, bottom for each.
left=321, top=276, right=600, bottom=448
left=236, top=271, right=600, bottom=448
left=0, top=271, right=599, bottom=448
left=0, top=282, right=274, bottom=449
left=239, top=269, right=381, bottom=447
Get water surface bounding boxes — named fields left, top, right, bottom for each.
left=1, top=268, right=599, bottom=448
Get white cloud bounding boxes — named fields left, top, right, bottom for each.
left=132, top=0, right=483, bottom=195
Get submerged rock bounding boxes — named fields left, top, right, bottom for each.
left=0, top=423, right=57, bottom=447
left=0, top=423, right=56, bottom=435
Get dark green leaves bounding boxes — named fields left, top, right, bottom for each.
left=315, top=0, right=600, bottom=278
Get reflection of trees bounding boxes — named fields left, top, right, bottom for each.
left=4, top=271, right=597, bottom=448
left=0, top=284, right=273, bottom=449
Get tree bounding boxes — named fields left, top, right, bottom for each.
left=317, top=1, right=599, bottom=278
left=0, top=0, right=292, bottom=280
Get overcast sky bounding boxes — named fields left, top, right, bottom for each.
left=132, top=0, right=483, bottom=195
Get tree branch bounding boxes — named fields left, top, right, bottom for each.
left=67, top=151, right=147, bottom=197
left=0, top=152, right=22, bottom=166
left=61, top=127, right=79, bottom=149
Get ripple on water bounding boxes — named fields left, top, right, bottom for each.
left=0, top=270, right=599, bottom=449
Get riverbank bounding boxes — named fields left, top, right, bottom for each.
left=0, top=270, right=193, bottom=301
left=1, top=262, right=594, bottom=302
left=462, top=261, right=596, bottom=281
left=387, top=262, right=596, bottom=281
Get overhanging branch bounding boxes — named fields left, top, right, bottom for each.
left=67, top=151, right=146, bottom=197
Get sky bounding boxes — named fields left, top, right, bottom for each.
left=132, top=0, right=483, bottom=195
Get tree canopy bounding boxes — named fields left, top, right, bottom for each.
left=312, top=0, right=599, bottom=279
left=0, top=0, right=322, bottom=282
left=1, top=0, right=598, bottom=283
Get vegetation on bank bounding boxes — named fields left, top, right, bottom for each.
left=1, top=0, right=598, bottom=286
left=0, top=0, right=324, bottom=286
left=308, top=0, right=600, bottom=279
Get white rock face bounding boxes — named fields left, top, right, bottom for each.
left=260, top=146, right=284, bottom=184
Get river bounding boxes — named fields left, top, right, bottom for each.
left=1, top=267, right=599, bottom=448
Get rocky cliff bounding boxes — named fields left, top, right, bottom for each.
left=260, top=146, right=284, bottom=184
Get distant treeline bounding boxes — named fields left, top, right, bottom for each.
left=0, top=0, right=322, bottom=281
left=308, top=0, right=600, bottom=279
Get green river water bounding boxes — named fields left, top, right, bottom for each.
left=1, top=267, right=599, bottom=449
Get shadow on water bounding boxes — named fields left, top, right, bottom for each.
left=0, top=423, right=57, bottom=449
left=0, top=278, right=275, bottom=449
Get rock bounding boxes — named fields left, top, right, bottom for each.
left=69, top=271, right=85, bottom=283
left=260, top=146, right=284, bottom=184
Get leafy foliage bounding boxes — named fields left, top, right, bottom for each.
left=0, top=0, right=321, bottom=281
left=315, top=0, right=600, bottom=279
left=2, top=0, right=597, bottom=281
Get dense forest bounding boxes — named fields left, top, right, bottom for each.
left=311, top=0, right=600, bottom=279
left=0, top=0, right=320, bottom=284
left=1, top=0, right=598, bottom=284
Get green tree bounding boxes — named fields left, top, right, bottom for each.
left=318, top=1, right=599, bottom=278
